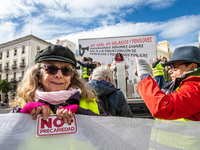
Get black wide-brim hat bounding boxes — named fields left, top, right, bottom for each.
left=163, top=46, right=200, bottom=67
left=35, top=45, right=77, bottom=67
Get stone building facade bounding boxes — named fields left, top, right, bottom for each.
left=0, top=35, right=53, bottom=101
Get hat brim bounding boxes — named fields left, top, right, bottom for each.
left=162, top=60, right=200, bottom=67
left=36, top=57, right=76, bottom=67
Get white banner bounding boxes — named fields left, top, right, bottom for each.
left=79, top=35, right=157, bottom=98
left=1, top=114, right=200, bottom=150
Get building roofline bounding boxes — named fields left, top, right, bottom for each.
left=157, top=48, right=173, bottom=55
left=0, top=35, right=53, bottom=49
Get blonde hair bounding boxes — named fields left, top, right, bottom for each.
left=10, top=63, right=96, bottom=107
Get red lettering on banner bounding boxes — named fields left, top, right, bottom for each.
left=112, top=40, right=129, bottom=46
left=68, top=119, right=73, bottom=125
left=41, top=118, right=52, bottom=128
left=37, top=115, right=78, bottom=136
left=130, top=37, right=153, bottom=44
left=106, top=42, right=111, bottom=46
left=90, top=44, right=95, bottom=47
left=96, top=43, right=105, bottom=47
left=53, top=118, right=64, bottom=127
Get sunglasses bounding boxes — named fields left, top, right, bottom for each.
left=42, top=64, right=74, bottom=76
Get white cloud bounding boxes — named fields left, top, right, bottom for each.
left=159, top=15, right=200, bottom=39
left=0, top=0, right=36, bottom=19
left=0, top=0, right=199, bottom=51
left=146, top=0, right=177, bottom=9
left=170, top=42, right=199, bottom=52
left=0, top=0, right=176, bottom=20
left=47, top=14, right=200, bottom=51
left=0, top=22, right=17, bottom=43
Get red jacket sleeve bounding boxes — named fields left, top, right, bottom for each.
left=137, top=76, right=200, bottom=120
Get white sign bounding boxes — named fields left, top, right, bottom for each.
left=79, top=35, right=157, bottom=98
left=36, top=114, right=77, bottom=137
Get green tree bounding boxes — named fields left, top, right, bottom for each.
left=0, top=80, right=12, bottom=94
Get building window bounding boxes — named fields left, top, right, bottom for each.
left=37, top=46, right=40, bottom=53
left=0, top=75, right=1, bottom=80
left=6, top=51, right=9, bottom=58
left=14, top=61, right=17, bottom=65
left=0, top=64, right=2, bottom=70
left=22, top=71, right=24, bottom=77
left=6, top=74, right=8, bottom=81
left=22, top=45, right=25, bottom=54
left=6, top=62, right=9, bottom=67
left=14, top=72, right=16, bottom=80
left=22, top=59, right=25, bottom=64
left=0, top=53, right=2, bottom=59
left=14, top=48, right=17, bottom=56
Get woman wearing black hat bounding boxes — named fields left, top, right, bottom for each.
left=10, top=45, right=105, bottom=123
left=135, top=46, right=200, bottom=121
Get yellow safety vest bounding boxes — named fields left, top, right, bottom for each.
left=149, top=119, right=200, bottom=150
left=150, top=84, right=197, bottom=149
left=48, top=98, right=100, bottom=115
left=21, top=98, right=100, bottom=115
left=81, top=66, right=90, bottom=78
left=150, top=63, right=164, bottom=76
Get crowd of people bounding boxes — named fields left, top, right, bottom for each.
left=8, top=44, right=200, bottom=124
left=9, top=45, right=133, bottom=121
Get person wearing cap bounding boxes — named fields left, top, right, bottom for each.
left=150, top=57, right=166, bottom=89
left=10, top=45, right=106, bottom=123
left=135, top=46, right=200, bottom=121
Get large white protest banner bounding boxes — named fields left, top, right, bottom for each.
left=1, top=113, right=200, bottom=150
left=79, top=35, right=156, bottom=98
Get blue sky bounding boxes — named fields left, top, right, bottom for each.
left=0, top=0, right=200, bottom=52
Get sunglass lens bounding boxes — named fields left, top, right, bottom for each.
left=43, top=65, right=72, bottom=76
left=46, top=66, right=58, bottom=75
left=62, top=67, right=72, bottom=76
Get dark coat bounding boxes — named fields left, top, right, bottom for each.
left=86, top=79, right=133, bottom=117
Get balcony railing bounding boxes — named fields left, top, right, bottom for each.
left=19, top=63, right=25, bottom=68
left=4, top=66, right=9, bottom=70
left=18, top=77, right=23, bottom=81
left=12, top=64, right=17, bottom=69
left=10, top=78, right=17, bottom=83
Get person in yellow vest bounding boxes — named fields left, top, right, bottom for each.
left=150, top=57, right=165, bottom=89
left=10, top=45, right=106, bottom=123
left=76, top=57, right=90, bottom=82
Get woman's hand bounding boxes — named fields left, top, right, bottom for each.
left=56, top=109, right=74, bottom=124
left=20, top=102, right=50, bottom=120
left=135, top=55, right=150, bottom=79
left=56, top=104, right=78, bottom=124
left=31, top=105, right=50, bottom=120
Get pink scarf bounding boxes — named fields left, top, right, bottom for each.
left=34, top=87, right=78, bottom=105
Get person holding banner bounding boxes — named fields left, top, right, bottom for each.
left=135, top=46, right=200, bottom=149
left=10, top=45, right=105, bottom=123
left=110, top=53, right=129, bottom=90
left=135, top=46, right=200, bottom=121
